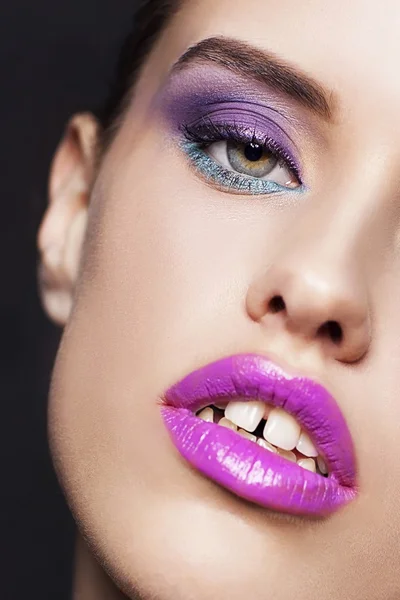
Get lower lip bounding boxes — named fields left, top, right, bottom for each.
left=161, top=407, right=355, bottom=516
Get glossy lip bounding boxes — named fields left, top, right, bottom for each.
left=161, top=354, right=357, bottom=516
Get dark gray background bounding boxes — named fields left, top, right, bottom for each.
left=1, top=2, right=138, bottom=597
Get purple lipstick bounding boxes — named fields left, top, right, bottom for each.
left=161, top=354, right=357, bottom=516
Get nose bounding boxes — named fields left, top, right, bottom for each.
left=246, top=239, right=371, bottom=364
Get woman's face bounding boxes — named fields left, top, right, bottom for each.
left=48, top=0, right=400, bottom=598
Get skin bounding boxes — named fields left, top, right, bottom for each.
left=37, top=0, right=400, bottom=598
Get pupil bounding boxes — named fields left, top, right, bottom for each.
left=244, top=143, right=263, bottom=162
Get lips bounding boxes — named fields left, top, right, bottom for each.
left=161, top=354, right=357, bottom=516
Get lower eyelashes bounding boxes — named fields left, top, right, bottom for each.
left=181, top=140, right=303, bottom=195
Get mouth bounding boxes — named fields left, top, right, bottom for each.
left=161, top=354, right=357, bottom=516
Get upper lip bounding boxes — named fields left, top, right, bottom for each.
left=163, top=353, right=357, bottom=488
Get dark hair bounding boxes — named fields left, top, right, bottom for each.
left=99, top=0, right=180, bottom=145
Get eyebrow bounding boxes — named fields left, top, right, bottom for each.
left=173, top=36, right=334, bottom=121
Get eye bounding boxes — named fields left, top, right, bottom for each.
left=207, top=140, right=300, bottom=189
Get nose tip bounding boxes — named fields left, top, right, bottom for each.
left=246, top=264, right=371, bottom=363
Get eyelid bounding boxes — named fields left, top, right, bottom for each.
left=182, top=119, right=303, bottom=184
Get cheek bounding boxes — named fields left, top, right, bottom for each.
left=356, top=284, right=400, bottom=507
left=86, top=133, right=289, bottom=362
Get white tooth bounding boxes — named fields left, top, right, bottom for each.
left=277, top=449, right=296, bottom=462
left=263, top=408, right=301, bottom=451
left=225, top=400, right=265, bottom=432
left=297, top=458, right=316, bottom=472
left=317, top=456, right=328, bottom=475
left=218, top=417, right=237, bottom=431
left=197, top=407, right=214, bottom=422
left=238, top=429, right=257, bottom=442
left=257, top=438, right=277, bottom=453
left=296, top=431, right=318, bottom=458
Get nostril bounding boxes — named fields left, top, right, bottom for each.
left=318, top=320, right=343, bottom=344
left=268, top=295, right=286, bottom=314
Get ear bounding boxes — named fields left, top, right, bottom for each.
left=37, top=113, right=100, bottom=326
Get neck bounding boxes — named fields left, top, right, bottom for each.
left=73, top=534, right=128, bottom=600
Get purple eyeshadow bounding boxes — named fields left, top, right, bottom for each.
left=184, top=102, right=300, bottom=173
left=156, top=64, right=305, bottom=179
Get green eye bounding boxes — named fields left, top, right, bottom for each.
left=227, top=141, right=278, bottom=177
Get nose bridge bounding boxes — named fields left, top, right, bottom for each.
left=297, top=160, right=386, bottom=263
left=246, top=181, right=379, bottom=363
left=277, top=184, right=371, bottom=296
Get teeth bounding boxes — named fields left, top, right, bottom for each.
left=197, top=407, right=214, bottom=422
left=218, top=417, right=237, bottom=431
left=296, top=431, right=318, bottom=458
left=297, top=458, right=316, bottom=472
left=317, top=456, right=328, bottom=475
left=263, top=407, right=301, bottom=451
left=277, top=449, right=297, bottom=462
left=225, top=400, right=265, bottom=432
left=238, top=428, right=257, bottom=442
left=257, top=438, right=277, bottom=453
left=197, top=401, right=328, bottom=477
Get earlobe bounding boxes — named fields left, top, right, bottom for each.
left=37, top=112, right=100, bottom=326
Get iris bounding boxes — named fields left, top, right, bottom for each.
left=227, top=141, right=278, bottom=178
